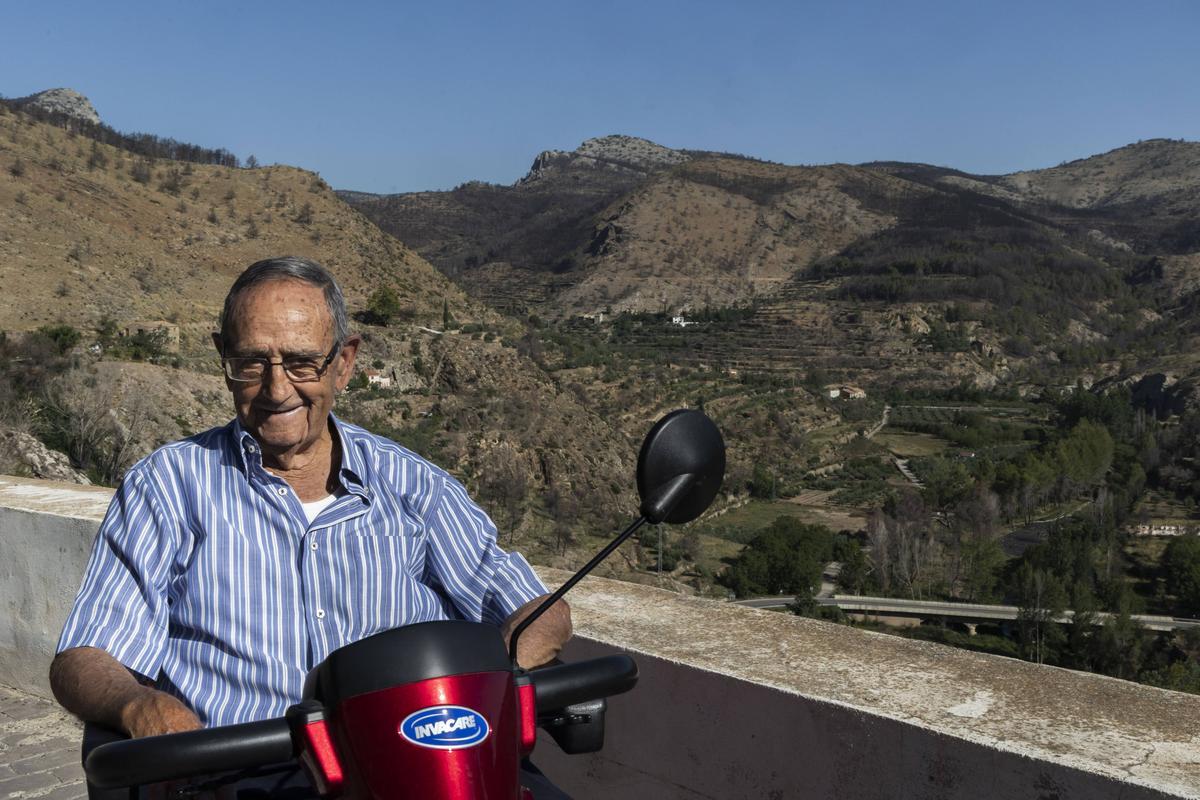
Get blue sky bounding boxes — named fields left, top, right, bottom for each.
left=3, top=0, right=1197, bottom=193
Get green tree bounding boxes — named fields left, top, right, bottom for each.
left=835, top=539, right=871, bottom=595
left=365, top=286, right=403, bottom=326
left=96, top=316, right=119, bottom=349
left=921, top=457, right=972, bottom=509
left=37, top=324, right=81, bottom=355
left=960, top=535, right=1005, bottom=601
left=1064, top=580, right=1099, bottom=671
left=747, top=463, right=777, bottom=499
left=1164, top=535, right=1200, bottom=616
left=1015, top=563, right=1067, bottom=665
left=1091, top=584, right=1145, bottom=681
left=1054, top=420, right=1114, bottom=489
left=721, top=517, right=833, bottom=599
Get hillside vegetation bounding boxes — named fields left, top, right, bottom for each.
left=346, top=135, right=1200, bottom=395
left=0, top=101, right=463, bottom=344
left=0, top=103, right=653, bottom=573
left=6, top=97, right=1200, bottom=694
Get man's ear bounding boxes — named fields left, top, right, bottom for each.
left=334, top=335, right=361, bottom=391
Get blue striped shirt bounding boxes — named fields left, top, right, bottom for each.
left=57, top=415, right=547, bottom=727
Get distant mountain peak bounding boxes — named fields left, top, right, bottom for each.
left=519, top=134, right=690, bottom=184
left=576, top=135, right=689, bottom=168
left=15, top=88, right=101, bottom=125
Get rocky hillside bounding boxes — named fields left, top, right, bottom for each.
left=9, top=88, right=102, bottom=126
left=1000, top=139, right=1200, bottom=212
left=550, top=159, right=919, bottom=314
left=0, top=97, right=652, bottom=568
left=343, top=135, right=1200, bottom=392
left=0, top=99, right=473, bottom=351
left=338, top=135, right=685, bottom=313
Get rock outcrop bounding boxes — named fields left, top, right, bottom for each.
left=0, top=429, right=90, bottom=485
left=575, top=135, right=691, bottom=170
left=14, top=88, right=102, bottom=126
left=520, top=135, right=691, bottom=183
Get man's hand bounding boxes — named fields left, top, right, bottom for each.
left=50, top=646, right=201, bottom=738
left=500, top=595, right=572, bottom=669
left=119, top=686, right=203, bottom=738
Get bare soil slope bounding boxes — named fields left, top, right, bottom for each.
left=0, top=102, right=467, bottom=351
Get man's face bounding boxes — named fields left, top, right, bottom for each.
left=214, top=279, right=358, bottom=459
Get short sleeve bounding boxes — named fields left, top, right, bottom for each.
left=424, top=476, right=548, bottom=626
left=56, top=467, right=178, bottom=680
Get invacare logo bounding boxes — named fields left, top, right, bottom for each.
left=399, top=706, right=490, bottom=750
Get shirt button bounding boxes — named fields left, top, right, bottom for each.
left=310, top=540, right=319, bottom=551
left=316, top=609, right=326, bottom=619
left=277, top=487, right=288, bottom=496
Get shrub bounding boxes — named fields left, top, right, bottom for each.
left=37, top=324, right=81, bottom=354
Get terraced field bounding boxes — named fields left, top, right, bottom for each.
left=581, top=280, right=981, bottom=388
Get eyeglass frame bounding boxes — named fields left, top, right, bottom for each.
left=221, top=341, right=343, bottom=384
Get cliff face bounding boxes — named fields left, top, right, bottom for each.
left=521, top=135, right=691, bottom=183
left=13, top=88, right=102, bottom=126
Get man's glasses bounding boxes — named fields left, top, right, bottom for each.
left=222, top=342, right=341, bottom=384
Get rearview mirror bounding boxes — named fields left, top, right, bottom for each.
left=637, top=409, right=726, bottom=524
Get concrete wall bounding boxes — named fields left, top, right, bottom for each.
left=0, top=477, right=113, bottom=697
left=538, top=639, right=1184, bottom=800
left=3, top=476, right=1199, bottom=799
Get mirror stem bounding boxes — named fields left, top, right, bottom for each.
left=509, top=515, right=648, bottom=665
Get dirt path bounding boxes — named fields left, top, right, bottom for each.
left=863, top=404, right=890, bottom=439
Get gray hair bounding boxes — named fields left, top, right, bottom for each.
left=219, top=256, right=350, bottom=346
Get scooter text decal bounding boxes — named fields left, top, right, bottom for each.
left=399, top=705, right=490, bottom=749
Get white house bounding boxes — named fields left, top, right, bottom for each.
left=364, top=369, right=393, bottom=390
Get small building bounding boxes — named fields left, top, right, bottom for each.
left=823, top=385, right=867, bottom=400
left=1129, top=523, right=1194, bottom=537
left=364, top=369, right=393, bottom=390
left=120, top=320, right=180, bottom=352
left=671, top=315, right=695, bottom=328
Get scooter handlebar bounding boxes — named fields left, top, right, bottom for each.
left=84, top=655, right=638, bottom=789
left=530, top=654, right=638, bottom=712
left=84, top=717, right=296, bottom=789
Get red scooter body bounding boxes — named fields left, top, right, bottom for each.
left=333, top=671, right=521, bottom=800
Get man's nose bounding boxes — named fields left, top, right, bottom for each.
left=260, top=363, right=295, bottom=401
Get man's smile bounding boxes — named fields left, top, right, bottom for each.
left=256, top=405, right=305, bottom=418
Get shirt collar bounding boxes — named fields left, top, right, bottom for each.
left=229, top=414, right=369, bottom=501
left=330, top=414, right=369, bottom=500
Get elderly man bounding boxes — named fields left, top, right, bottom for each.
left=50, top=256, right=571, bottom=793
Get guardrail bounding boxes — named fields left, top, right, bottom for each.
left=738, top=593, right=1200, bottom=633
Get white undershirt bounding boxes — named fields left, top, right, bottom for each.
left=300, top=493, right=338, bottom=524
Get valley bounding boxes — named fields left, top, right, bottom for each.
left=2, top=92, right=1200, bottom=693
